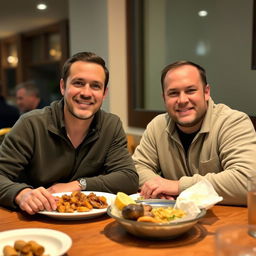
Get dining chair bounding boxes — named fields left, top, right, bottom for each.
left=0, top=127, right=11, bottom=144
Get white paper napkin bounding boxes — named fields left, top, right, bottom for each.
left=174, top=179, right=223, bottom=219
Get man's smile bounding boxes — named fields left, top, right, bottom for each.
left=176, top=107, right=194, bottom=114
left=74, top=98, right=94, bottom=106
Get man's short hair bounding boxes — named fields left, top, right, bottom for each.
left=15, top=81, right=40, bottom=98
left=61, top=52, right=109, bottom=90
left=161, top=60, right=208, bottom=92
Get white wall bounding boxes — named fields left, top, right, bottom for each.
left=69, top=0, right=109, bottom=111
left=107, top=0, right=144, bottom=134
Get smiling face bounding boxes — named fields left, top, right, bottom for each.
left=162, top=64, right=210, bottom=133
left=60, top=61, right=107, bottom=122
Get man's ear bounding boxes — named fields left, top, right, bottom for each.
left=204, top=84, right=210, bottom=100
left=162, top=92, right=165, bottom=103
left=103, top=87, right=108, bottom=99
left=60, top=79, right=65, bottom=96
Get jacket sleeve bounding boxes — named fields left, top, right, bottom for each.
left=180, top=113, right=256, bottom=205
left=132, top=118, right=162, bottom=187
left=85, top=118, right=139, bottom=195
left=0, top=117, right=34, bottom=209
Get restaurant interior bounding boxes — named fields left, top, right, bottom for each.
left=0, top=0, right=255, bottom=137
left=0, top=1, right=255, bottom=255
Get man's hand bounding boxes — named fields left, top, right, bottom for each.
left=47, top=181, right=81, bottom=194
left=15, top=187, right=57, bottom=215
left=140, top=176, right=179, bottom=199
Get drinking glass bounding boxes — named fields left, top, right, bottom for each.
left=248, top=175, right=256, bottom=237
left=215, top=225, right=256, bottom=256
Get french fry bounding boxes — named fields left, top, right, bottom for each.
left=55, top=192, right=107, bottom=213
left=28, top=241, right=45, bottom=256
left=14, top=240, right=31, bottom=253
left=3, top=245, right=18, bottom=256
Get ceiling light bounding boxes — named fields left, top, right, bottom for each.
left=195, top=40, right=210, bottom=56
left=37, top=3, right=47, bottom=10
left=7, top=56, right=18, bottom=66
left=198, top=10, right=208, bottom=17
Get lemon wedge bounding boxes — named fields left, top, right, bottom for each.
left=115, top=192, right=136, bottom=210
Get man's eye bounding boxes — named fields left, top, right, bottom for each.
left=167, top=91, right=178, bottom=97
left=73, top=81, right=84, bottom=86
left=186, top=89, right=197, bottom=94
left=91, top=83, right=101, bottom=89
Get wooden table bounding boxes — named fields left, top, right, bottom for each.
left=0, top=205, right=248, bottom=256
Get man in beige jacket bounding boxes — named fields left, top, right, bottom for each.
left=133, top=60, right=256, bottom=205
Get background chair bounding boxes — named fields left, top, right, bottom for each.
left=249, top=116, right=256, bottom=131
left=0, top=127, right=11, bottom=144
left=126, top=134, right=141, bottom=154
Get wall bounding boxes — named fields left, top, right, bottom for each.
left=167, top=0, right=256, bottom=115
left=69, top=0, right=109, bottom=111
left=142, top=0, right=256, bottom=114
left=107, top=0, right=145, bottom=134
left=144, top=0, right=166, bottom=111
left=69, top=0, right=256, bottom=135
left=69, top=0, right=144, bottom=134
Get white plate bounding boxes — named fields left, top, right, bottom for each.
left=0, top=228, right=72, bottom=256
left=38, top=191, right=115, bottom=220
left=129, top=193, right=140, bottom=200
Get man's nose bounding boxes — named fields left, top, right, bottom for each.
left=80, top=84, right=92, bottom=95
left=177, top=92, right=188, bottom=103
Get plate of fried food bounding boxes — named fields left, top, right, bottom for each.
left=107, top=192, right=206, bottom=239
left=38, top=191, right=115, bottom=220
left=0, top=228, right=72, bottom=256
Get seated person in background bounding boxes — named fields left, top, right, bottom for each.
left=132, top=60, right=256, bottom=206
left=15, top=81, right=46, bottom=113
left=0, top=51, right=139, bottom=214
left=0, top=82, right=19, bottom=129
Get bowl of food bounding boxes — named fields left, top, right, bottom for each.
left=107, top=193, right=206, bottom=239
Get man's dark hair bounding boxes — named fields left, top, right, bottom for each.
left=161, top=60, right=208, bottom=92
left=61, top=52, right=109, bottom=90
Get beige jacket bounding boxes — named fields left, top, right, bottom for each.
left=133, top=99, right=256, bottom=205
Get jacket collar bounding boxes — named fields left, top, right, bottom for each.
left=199, top=97, right=214, bottom=133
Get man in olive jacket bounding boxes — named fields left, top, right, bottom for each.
left=0, top=52, right=139, bottom=214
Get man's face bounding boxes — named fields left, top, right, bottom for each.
left=162, top=65, right=210, bottom=133
left=60, top=61, right=107, bottom=121
left=16, top=88, right=36, bottom=113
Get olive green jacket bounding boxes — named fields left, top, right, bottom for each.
left=133, top=98, right=256, bottom=205
left=0, top=100, right=139, bottom=209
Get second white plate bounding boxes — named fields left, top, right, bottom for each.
left=0, top=228, right=72, bottom=256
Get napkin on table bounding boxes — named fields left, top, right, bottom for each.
left=173, top=179, right=223, bottom=221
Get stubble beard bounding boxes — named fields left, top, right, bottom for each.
left=175, top=109, right=206, bottom=128
left=65, top=98, right=96, bottom=121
